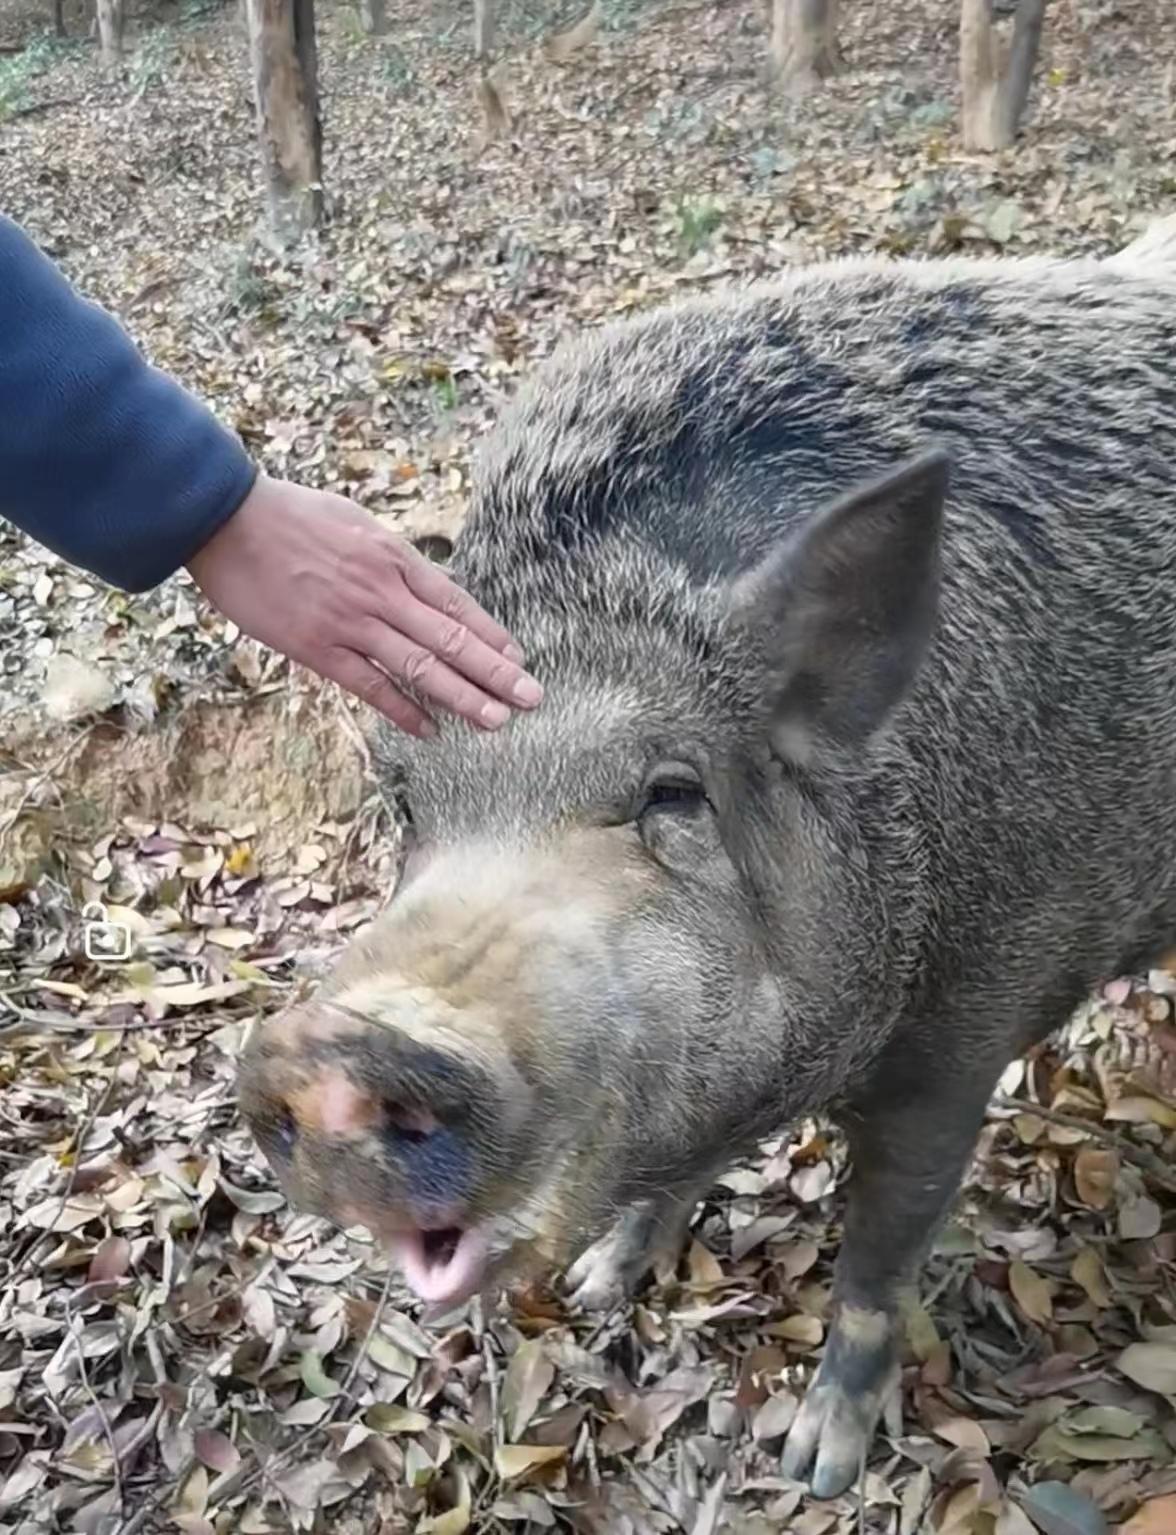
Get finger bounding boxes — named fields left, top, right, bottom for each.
left=396, top=546, right=528, bottom=664
left=357, top=620, right=522, bottom=731
left=367, top=593, right=544, bottom=713
left=318, top=648, right=438, bottom=738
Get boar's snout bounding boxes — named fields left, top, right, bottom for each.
left=237, top=995, right=536, bottom=1307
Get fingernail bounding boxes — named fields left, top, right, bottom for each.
left=512, top=676, right=544, bottom=707
left=481, top=700, right=511, bottom=728
left=504, top=643, right=526, bottom=665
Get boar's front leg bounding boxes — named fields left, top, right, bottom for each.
left=565, top=1181, right=713, bottom=1312
left=781, top=1051, right=1002, bottom=1499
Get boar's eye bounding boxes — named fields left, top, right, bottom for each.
left=268, top=1106, right=298, bottom=1160
left=393, top=789, right=416, bottom=833
left=390, top=791, right=419, bottom=899
left=635, top=766, right=716, bottom=866
left=637, top=765, right=711, bottom=821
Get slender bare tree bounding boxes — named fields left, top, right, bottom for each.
left=473, top=0, right=494, bottom=58
left=769, top=0, right=841, bottom=96
left=95, top=0, right=123, bottom=66
left=358, top=0, right=387, bottom=35
left=960, top=0, right=1047, bottom=150
left=245, top=0, right=323, bottom=241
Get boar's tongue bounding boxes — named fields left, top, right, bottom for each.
left=388, top=1226, right=490, bottom=1306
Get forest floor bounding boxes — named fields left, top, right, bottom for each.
left=2, top=0, right=1176, bottom=1530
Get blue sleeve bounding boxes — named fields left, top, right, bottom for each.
left=0, top=215, right=258, bottom=592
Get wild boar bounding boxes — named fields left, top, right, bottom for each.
left=237, top=214, right=1176, bottom=1497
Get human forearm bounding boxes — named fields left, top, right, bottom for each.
left=0, top=214, right=256, bottom=592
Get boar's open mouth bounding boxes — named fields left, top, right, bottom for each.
left=386, top=1223, right=491, bottom=1306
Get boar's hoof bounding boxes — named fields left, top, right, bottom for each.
left=564, top=1199, right=689, bottom=1312
left=779, top=1305, right=899, bottom=1500
left=565, top=1223, right=652, bottom=1312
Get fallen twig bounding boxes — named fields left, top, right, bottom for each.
left=7, top=96, right=79, bottom=117
left=995, top=1094, right=1176, bottom=1196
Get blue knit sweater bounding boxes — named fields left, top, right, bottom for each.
left=0, top=215, right=257, bottom=592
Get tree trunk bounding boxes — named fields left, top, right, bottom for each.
left=473, top=0, right=493, bottom=58
left=245, top=0, right=323, bottom=243
left=358, top=0, right=387, bottom=34
left=959, top=0, right=1046, bottom=151
left=769, top=0, right=840, bottom=96
left=53, top=0, right=66, bottom=37
left=95, top=0, right=124, bottom=66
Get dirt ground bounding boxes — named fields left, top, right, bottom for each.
left=2, top=0, right=1176, bottom=1530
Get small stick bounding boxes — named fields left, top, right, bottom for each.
left=995, top=1095, right=1176, bottom=1196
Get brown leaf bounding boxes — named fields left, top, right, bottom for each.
left=995, top=1503, right=1039, bottom=1535
left=22, top=1194, right=104, bottom=1233
left=776, top=1239, right=819, bottom=1279
left=1009, top=1258, right=1054, bottom=1326
left=1116, top=1341, right=1176, bottom=1396
left=1073, top=1146, right=1119, bottom=1208
left=193, top=1429, right=240, bottom=1474
left=937, top=1482, right=984, bottom=1534
left=501, top=1338, right=554, bottom=1441
left=1104, top=1095, right=1176, bottom=1130
left=933, top=1416, right=991, bottom=1456
left=1119, top=1194, right=1162, bottom=1240
left=687, top=1239, right=725, bottom=1288
left=172, top=1464, right=209, bottom=1518
left=618, top=1366, right=713, bottom=1457
left=273, top=1457, right=343, bottom=1511
left=87, top=1235, right=131, bottom=1285
left=1070, top=1247, right=1111, bottom=1308
left=365, top=1404, right=430, bottom=1434
left=767, top=1313, right=824, bottom=1347
left=493, top=1443, right=567, bottom=1480
left=1121, top=1495, right=1176, bottom=1534
left=420, top=1464, right=472, bottom=1533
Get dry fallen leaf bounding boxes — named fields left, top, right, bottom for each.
left=87, top=1235, right=131, bottom=1286
left=501, top=1338, right=555, bottom=1441
left=1016, top=1480, right=1108, bottom=1535
left=193, top=1429, right=240, bottom=1475
left=933, top=1415, right=991, bottom=1455
left=1072, top=1146, right=1119, bottom=1208
left=1104, top=1095, right=1176, bottom=1130
left=768, top=1313, right=825, bottom=1347
left=1118, top=1193, right=1162, bottom=1240
left=1120, top=1494, right=1176, bottom=1534
left=687, top=1239, right=726, bottom=1287
left=995, top=1503, right=1039, bottom=1535
left=1010, top=1258, right=1054, bottom=1326
left=1069, top=1247, right=1111, bottom=1309
left=1116, top=1341, right=1176, bottom=1397
left=751, top=1391, right=797, bottom=1443
left=493, top=1443, right=567, bottom=1480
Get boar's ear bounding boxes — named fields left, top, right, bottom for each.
left=728, top=447, right=949, bottom=766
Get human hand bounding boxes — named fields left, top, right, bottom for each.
left=185, top=473, right=543, bottom=738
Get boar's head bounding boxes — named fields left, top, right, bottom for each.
left=238, top=412, right=948, bottom=1309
